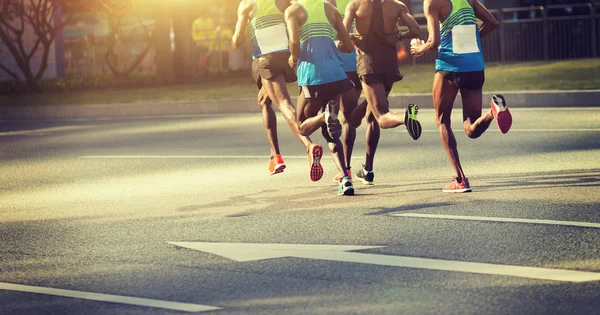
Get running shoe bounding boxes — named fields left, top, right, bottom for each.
left=442, top=177, right=471, bottom=193
left=325, top=101, right=342, bottom=140
left=307, top=143, right=324, bottom=182
left=332, top=168, right=352, bottom=183
left=491, top=95, right=512, bottom=134
left=338, top=176, right=355, bottom=196
left=268, top=154, right=286, bottom=176
left=405, top=104, right=422, bottom=140
left=355, top=165, right=374, bottom=185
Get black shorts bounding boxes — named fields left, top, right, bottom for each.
left=346, top=72, right=362, bottom=92
left=299, top=78, right=354, bottom=103
left=438, top=70, right=485, bottom=90
left=252, top=52, right=297, bottom=89
left=359, top=72, right=403, bottom=92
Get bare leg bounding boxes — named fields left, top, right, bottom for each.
left=433, top=72, right=465, bottom=179
left=296, top=90, right=326, bottom=137
left=361, top=82, right=404, bottom=129
left=461, top=88, right=493, bottom=139
left=331, top=86, right=359, bottom=178
left=261, top=76, right=313, bottom=149
left=363, top=108, right=380, bottom=172
left=257, top=88, right=279, bottom=158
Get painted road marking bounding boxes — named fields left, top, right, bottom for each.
left=169, top=242, right=600, bottom=283
left=393, top=213, right=600, bottom=229
left=396, top=129, right=600, bottom=133
left=0, top=282, right=221, bottom=313
left=80, top=155, right=309, bottom=159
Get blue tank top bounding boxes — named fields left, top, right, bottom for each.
left=436, top=0, right=485, bottom=72
left=296, top=0, right=347, bottom=86
left=335, top=0, right=356, bottom=73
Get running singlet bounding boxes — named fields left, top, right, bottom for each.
left=334, top=0, right=357, bottom=73
left=296, top=0, right=346, bottom=86
left=248, top=0, right=290, bottom=58
left=436, top=0, right=485, bottom=72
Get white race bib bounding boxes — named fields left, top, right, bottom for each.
left=452, top=24, right=480, bottom=54
left=255, top=24, right=289, bottom=54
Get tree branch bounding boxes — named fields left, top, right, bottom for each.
left=0, top=62, right=20, bottom=81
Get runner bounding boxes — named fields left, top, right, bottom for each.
left=326, top=0, right=362, bottom=184
left=232, top=0, right=324, bottom=181
left=285, top=0, right=358, bottom=195
left=344, top=0, right=422, bottom=185
left=410, top=0, right=512, bottom=192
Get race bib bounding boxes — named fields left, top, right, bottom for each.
left=452, top=24, right=480, bottom=54
left=255, top=24, right=289, bottom=54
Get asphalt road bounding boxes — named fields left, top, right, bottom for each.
left=1, top=107, right=600, bottom=315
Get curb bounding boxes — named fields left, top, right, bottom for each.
left=1, top=90, right=599, bottom=121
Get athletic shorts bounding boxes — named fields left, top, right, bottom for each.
left=359, top=72, right=403, bottom=92
left=346, top=72, right=362, bottom=92
left=299, top=78, right=354, bottom=103
left=437, top=70, right=485, bottom=90
left=252, top=52, right=297, bottom=90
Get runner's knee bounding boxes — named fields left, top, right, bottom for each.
left=464, top=126, right=483, bottom=139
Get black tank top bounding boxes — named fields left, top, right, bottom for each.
left=355, top=0, right=402, bottom=79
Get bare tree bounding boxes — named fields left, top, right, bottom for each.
left=0, top=0, right=89, bottom=91
left=100, top=0, right=155, bottom=79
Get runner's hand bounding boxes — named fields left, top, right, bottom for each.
left=410, top=39, right=425, bottom=57
left=337, top=40, right=353, bottom=53
left=288, top=55, right=297, bottom=69
left=349, top=33, right=362, bottom=46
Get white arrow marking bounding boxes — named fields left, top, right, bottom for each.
left=393, top=213, right=600, bottom=229
left=169, top=242, right=600, bottom=283
left=0, top=282, right=221, bottom=313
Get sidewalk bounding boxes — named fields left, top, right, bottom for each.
left=1, top=90, right=599, bottom=120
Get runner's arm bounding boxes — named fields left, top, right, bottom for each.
left=284, top=4, right=302, bottom=67
left=472, top=0, right=498, bottom=37
left=343, top=0, right=357, bottom=33
left=232, top=0, right=251, bottom=48
left=411, top=0, right=439, bottom=55
left=327, top=3, right=354, bottom=53
left=397, top=1, right=420, bottom=40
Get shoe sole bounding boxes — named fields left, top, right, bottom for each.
left=442, top=187, right=472, bottom=193
left=492, top=95, right=512, bottom=134
left=309, top=145, right=324, bottom=182
left=405, top=104, right=422, bottom=140
left=268, top=164, right=286, bottom=176
left=359, top=178, right=374, bottom=185
left=339, top=187, right=355, bottom=196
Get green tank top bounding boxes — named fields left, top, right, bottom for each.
left=248, top=0, right=288, bottom=58
left=297, top=0, right=336, bottom=43
left=436, top=0, right=484, bottom=72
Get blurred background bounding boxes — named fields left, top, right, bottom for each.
left=0, top=0, right=598, bottom=94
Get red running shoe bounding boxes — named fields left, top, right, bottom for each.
left=307, top=144, right=323, bottom=182
left=268, top=154, right=286, bottom=176
left=332, top=169, right=352, bottom=183
left=442, top=177, right=472, bottom=193
left=491, top=95, right=512, bottom=134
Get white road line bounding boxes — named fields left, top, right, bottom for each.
left=397, top=129, right=600, bottom=133
left=0, top=282, right=221, bottom=313
left=80, top=155, right=308, bottom=159
left=393, top=213, right=600, bottom=228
